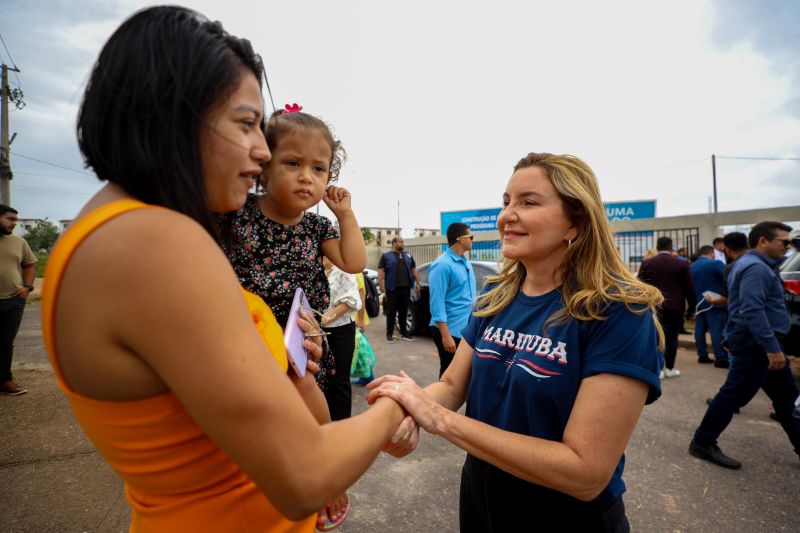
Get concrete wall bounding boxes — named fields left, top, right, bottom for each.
left=609, top=205, right=800, bottom=246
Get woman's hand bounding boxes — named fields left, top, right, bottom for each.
left=298, top=309, right=323, bottom=374
left=366, top=371, right=442, bottom=434
left=381, top=415, right=419, bottom=458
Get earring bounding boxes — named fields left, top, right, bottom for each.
left=567, top=238, right=572, bottom=248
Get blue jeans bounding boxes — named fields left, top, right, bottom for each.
left=693, top=342, right=800, bottom=455
left=694, top=308, right=727, bottom=362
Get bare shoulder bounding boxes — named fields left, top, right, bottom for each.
left=82, top=208, right=216, bottom=260
left=65, top=206, right=239, bottom=331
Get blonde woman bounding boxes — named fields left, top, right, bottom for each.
left=369, top=153, right=665, bottom=532
left=643, top=247, right=659, bottom=261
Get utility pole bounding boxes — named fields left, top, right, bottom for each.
left=710, top=154, right=718, bottom=213
left=1, top=63, right=22, bottom=205
left=396, top=200, right=400, bottom=237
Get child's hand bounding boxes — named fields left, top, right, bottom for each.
left=323, top=186, right=352, bottom=217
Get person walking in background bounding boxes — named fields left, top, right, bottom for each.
left=712, top=237, right=727, bottom=265
left=378, top=237, right=420, bottom=343
left=428, top=222, right=476, bottom=377
left=690, top=222, right=800, bottom=469
left=639, top=236, right=696, bottom=378
left=0, top=205, right=37, bottom=396
left=690, top=245, right=728, bottom=367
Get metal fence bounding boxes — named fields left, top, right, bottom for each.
left=615, top=227, right=700, bottom=273
left=406, top=226, right=700, bottom=274
left=405, top=240, right=502, bottom=265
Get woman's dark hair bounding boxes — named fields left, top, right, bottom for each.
left=77, top=6, right=264, bottom=237
left=263, top=110, right=346, bottom=184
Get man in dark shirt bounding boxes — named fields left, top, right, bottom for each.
left=690, top=245, right=727, bottom=367
left=638, top=236, right=696, bottom=378
left=690, top=222, right=800, bottom=469
left=378, top=237, right=420, bottom=343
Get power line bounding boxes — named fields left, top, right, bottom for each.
left=10, top=151, right=93, bottom=176
left=715, top=155, right=800, bottom=161
left=0, top=33, right=18, bottom=68
left=14, top=170, right=96, bottom=180
left=0, top=32, right=23, bottom=98
left=13, top=184, right=94, bottom=198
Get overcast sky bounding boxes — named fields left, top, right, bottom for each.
left=3, top=0, right=799, bottom=235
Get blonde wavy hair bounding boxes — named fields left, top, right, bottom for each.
left=475, top=152, right=664, bottom=348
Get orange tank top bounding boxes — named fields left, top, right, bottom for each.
left=41, top=199, right=316, bottom=533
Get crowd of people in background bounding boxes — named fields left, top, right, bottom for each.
left=637, top=224, right=800, bottom=471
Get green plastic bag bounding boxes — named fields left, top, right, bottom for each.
left=351, top=329, right=376, bottom=378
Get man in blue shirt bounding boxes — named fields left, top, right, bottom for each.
left=690, top=221, right=800, bottom=469
left=428, top=223, right=476, bottom=377
left=690, top=245, right=728, bottom=367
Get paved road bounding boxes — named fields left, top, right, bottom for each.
left=2, top=305, right=798, bottom=532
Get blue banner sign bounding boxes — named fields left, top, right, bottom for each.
left=441, top=208, right=502, bottom=234
left=604, top=200, right=656, bottom=221
left=441, top=201, right=655, bottom=235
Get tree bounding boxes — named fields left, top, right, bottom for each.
left=23, top=219, right=59, bottom=253
left=361, top=227, right=375, bottom=244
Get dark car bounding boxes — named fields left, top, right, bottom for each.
left=398, top=260, right=501, bottom=336
left=779, top=251, right=800, bottom=356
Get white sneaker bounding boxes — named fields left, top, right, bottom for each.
left=659, top=370, right=665, bottom=380
left=664, top=368, right=681, bottom=378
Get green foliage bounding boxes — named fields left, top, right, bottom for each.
left=35, top=253, right=49, bottom=278
left=361, top=227, right=375, bottom=244
left=23, top=219, right=59, bottom=253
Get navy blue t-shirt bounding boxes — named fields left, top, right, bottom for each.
left=461, top=287, right=663, bottom=503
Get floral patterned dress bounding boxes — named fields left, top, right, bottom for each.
left=223, top=193, right=339, bottom=388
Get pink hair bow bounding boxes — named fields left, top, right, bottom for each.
left=284, top=103, right=303, bottom=113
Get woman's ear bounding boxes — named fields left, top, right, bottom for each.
left=566, top=227, right=579, bottom=243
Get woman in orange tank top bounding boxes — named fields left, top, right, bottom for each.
left=42, top=7, right=416, bottom=532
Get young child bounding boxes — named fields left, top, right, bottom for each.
left=223, top=105, right=365, bottom=530
left=224, top=105, right=365, bottom=332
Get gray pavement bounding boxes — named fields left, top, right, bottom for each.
left=1, top=304, right=799, bottom=532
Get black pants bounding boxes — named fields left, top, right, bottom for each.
left=384, top=287, right=410, bottom=338
left=0, top=296, right=26, bottom=382
left=694, top=340, right=800, bottom=455
left=657, top=308, right=684, bottom=370
left=431, top=326, right=461, bottom=378
left=322, top=321, right=356, bottom=421
left=459, top=455, right=629, bottom=533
